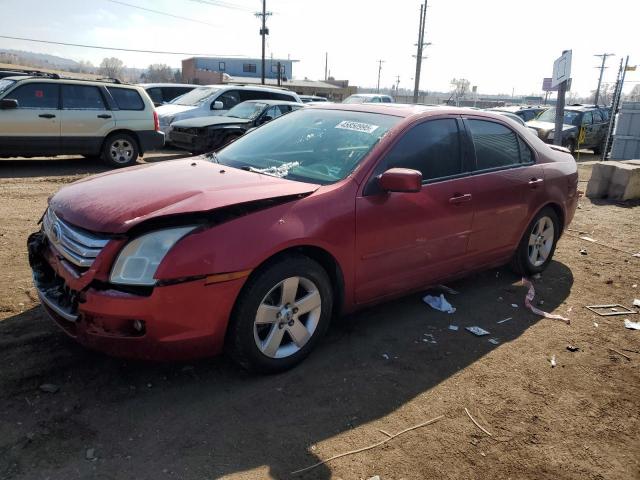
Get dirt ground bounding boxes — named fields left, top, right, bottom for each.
left=0, top=152, right=639, bottom=480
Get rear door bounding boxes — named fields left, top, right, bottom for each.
left=60, top=84, right=115, bottom=155
left=0, top=81, right=60, bottom=156
left=355, top=117, right=474, bottom=303
left=580, top=111, right=597, bottom=148
left=463, top=117, right=545, bottom=266
left=106, top=87, right=151, bottom=132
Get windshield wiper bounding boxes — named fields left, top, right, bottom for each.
left=206, top=151, right=220, bottom=163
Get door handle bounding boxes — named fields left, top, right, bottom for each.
left=38, top=114, right=56, bottom=119
left=97, top=114, right=112, bottom=119
left=449, top=193, right=472, bottom=204
left=528, top=178, right=544, bottom=187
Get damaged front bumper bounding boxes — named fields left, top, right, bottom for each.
left=27, top=230, right=245, bottom=361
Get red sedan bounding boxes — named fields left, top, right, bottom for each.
left=28, top=104, right=578, bottom=372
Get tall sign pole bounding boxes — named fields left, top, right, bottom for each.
left=552, top=50, right=572, bottom=147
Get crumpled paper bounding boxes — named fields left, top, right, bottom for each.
left=522, top=278, right=570, bottom=324
left=422, top=293, right=456, bottom=314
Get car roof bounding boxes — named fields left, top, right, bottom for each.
left=239, top=100, right=303, bottom=107
left=138, top=83, right=197, bottom=88
left=1, top=76, right=139, bottom=88
left=307, top=102, right=515, bottom=120
left=565, top=104, right=609, bottom=112
left=349, top=93, right=391, bottom=98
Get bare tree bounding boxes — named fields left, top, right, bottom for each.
left=450, top=78, right=470, bottom=106
left=590, top=83, right=616, bottom=105
left=99, top=57, right=124, bottom=79
left=142, top=64, right=175, bottom=83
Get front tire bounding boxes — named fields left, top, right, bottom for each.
left=226, top=254, right=333, bottom=373
left=511, top=207, right=560, bottom=276
left=102, top=133, right=139, bottom=168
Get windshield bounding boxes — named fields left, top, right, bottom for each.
left=215, top=109, right=400, bottom=185
left=171, top=87, right=219, bottom=106
left=0, top=79, right=16, bottom=95
left=342, top=95, right=367, bottom=104
left=537, top=108, right=581, bottom=126
left=224, top=102, right=267, bottom=119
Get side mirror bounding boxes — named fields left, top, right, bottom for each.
left=378, top=168, right=422, bottom=193
left=212, top=101, right=224, bottom=110
left=0, top=98, right=18, bottom=109
left=259, top=115, right=274, bottom=125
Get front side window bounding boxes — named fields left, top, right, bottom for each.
left=537, top=108, right=581, bottom=126
left=224, top=102, right=267, bottom=119
left=592, top=110, right=603, bottom=122
left=581, top=111, right=593, bottom=125
left=382, top=96, right=392, bottom=103
left=9, top=83, right=58, bottom=109
left=62, top=85, right=105, bottom=110
left=107, top=87, right=144, bottom=110
left=380, top=119, right=462, bottom=182
left=216, top=109, right=400, bottom=185
left=217, top=90, right=241, bottom=109
left=0, top=79, right=16, bottom=95
left=467, top=119, right=524, bottom=170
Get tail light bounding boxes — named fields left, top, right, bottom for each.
left=153, top=111, right=160, bottom=132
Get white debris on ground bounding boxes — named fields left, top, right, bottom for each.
left=422, top=293, right=456, bottom=314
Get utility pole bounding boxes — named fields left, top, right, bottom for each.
left=277, top=61, right=281, bottom=86
left=413, top=1, right=428, bottom=103
left=376, top=59, right=384, bottom=93
left=324, top=52, right=328, bottom=81
left=594, top=53, right=615, bottom=105
left=395, top=75, right=400, bottom=96
left=255, top=0, right=271, bottom=85
left=553, top=50, right=571, bottom=147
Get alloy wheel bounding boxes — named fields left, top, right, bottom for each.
left=109, top=139, right=134, bottom=164
left=253, top=276, right=322, bottom=359
left=528, top=216, right=555, bottom=267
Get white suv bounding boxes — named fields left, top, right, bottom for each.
left=156, top=84, right=301, bottom=136
left=0, top=74, right=164, bottom=167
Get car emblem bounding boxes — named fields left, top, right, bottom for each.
left=51, top=222, right=62, bottom=243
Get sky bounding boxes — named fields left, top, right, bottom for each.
left=0, top=0, right=638, bottom=97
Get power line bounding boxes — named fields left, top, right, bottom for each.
left=0, top=35, right=247, bottom=57
left=185, top=0, right=253, bottom=11
left=106, top=0, right=220, bottom=27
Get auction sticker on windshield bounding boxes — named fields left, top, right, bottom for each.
left=335, top=120, right=379, bottom=134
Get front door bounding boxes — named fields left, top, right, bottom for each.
left=0, top=82, right=60, bottom=156
left=60, top=84, right=115, bottom=155
left=354, top=117, right=474, bottom=304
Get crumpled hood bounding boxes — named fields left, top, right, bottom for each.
left=49, top=159, right=319, bottom=234
left=527, top=120, right=577, bottom=132
left=172, top=116, right=251, bottom=129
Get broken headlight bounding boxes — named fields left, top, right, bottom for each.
left=110, top=226, right=197, bottom=286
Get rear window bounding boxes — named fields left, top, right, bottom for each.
left=107, top=87, right=144, bottom=110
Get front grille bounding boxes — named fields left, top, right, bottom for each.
left=42, top=208, right=110, bottom=268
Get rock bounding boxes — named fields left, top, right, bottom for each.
left=39, top=384, right=60, bottom=393
left=86, top=448, right=96, bottom=460
left=368, top=476, right=381, bottom=480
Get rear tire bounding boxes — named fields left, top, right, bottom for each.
left=562, top=138, right=576, bottom=154
left=511, top=207, right=560, bottom=276
left=101, top=133, right=139, bottom=168
left=226, top=254, right=333, bottom=373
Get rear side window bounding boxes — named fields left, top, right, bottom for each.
left=520, top=110, right=536, bottom=122
left=62, top=85, right=105, bottom=110
left=271, top=92, right=297, bottom=102
left=162, top=87, right=192, bottom=102
left=9, top=83, right=58, bottom=109
left=107, top=87, right=144, bottom=110
left=382, top=118, right=463, bottom=181
left=581, top=112, right=593, bottom=125
left=146, top=87, right=163, bottom=104
left=382, top=96, right=392, bottom=103
left=468, top=119, right=528, bottom=170
left=592, top=110, right=603, bottom=122
left=600, top=109, right=610, bottom=121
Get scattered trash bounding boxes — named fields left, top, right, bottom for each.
left=382, top=353, right=390, bottom=360
left=633, top=253, right=640, bottom=258
left=423, top=333, right=437, bottom=344
left=593, top=322, right=599, bottom=327
left=511, top=303, right=518, bottom=308
left=550, top=355, right=557, bottom=367
left=448, top=325, right=459, bottom=331
left=466, top=326, right=490, bottom=336
left=39, top=384, right=59, bottom=394
left=624, top=319, right=640, bottom=330
left=585, top=304, right=637, bottom=317
left=579, top=235, right=596, bottom=243
left=633, top=299, right=640, bottom=308
left=579, top=248, right=588, bottom=255
left=437, top=284, right=460, bottom=295
left=566, top=345, right=579, bottom=352
left=86, top=448, right=96, bottom=461
left=488, top=338, right=500, bottom=345
left=567, top=306, right=573, bottom=313
left=368, top=476, right=381, bottom=480
left=497, top=317, right=512, bottom=324
left=633, top=284, right=638, bottom=288
left=422, top=294, right=456, bottom=314
left=609, top=348, right=631, bottom=360
left=522, top=278, right=570, bottom=324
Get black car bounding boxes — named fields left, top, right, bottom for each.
left=169, top=100, right=304, bottom=154
left=527, top=104, right=611, bottom=154
left=487, top=105, right=547, bottom=122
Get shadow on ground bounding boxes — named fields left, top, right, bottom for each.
left=0, top=262, right=573, bottom=479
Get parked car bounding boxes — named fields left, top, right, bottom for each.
left=486, top=109, right=540, bottom=137
left=0, top=69, right=31, bottom=79
left=527, top=104, right=611, bottom=154
left=489, top=105, right=548, bottom=122
left=138, top=83, right=199, bottom=107
left=28, top=105, right=578, bottom=372
left=343, top=93, right=394, bottom=104
left=0, top=75, right=163, bottom=167
left=169, top=100, right=304, bottom=154
left=156, top=84, right=301, bottom=137
left=299, top=95, right=328, bottom=103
